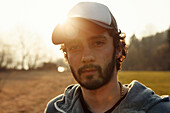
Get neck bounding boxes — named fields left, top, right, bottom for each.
left=81, top=68, right=128, bottom=113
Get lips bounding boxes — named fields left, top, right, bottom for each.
left=78, top=64, right=101, bottom=76
left=81, top=68, right=97, bottom=76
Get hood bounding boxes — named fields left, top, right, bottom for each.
left=54, top=84, right=82, bottom=113
left=114, top=80, right=169, bottom=113
left=53, top=81, right=169, bottom=113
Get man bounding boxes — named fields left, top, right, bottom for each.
left=45, top=2, right=170, bottom=113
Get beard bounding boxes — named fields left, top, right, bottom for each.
left=70, top=52, right=116, bottom=90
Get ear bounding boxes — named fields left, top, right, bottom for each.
left=116, top=43, right=122, bottom=59
left=116, top=48, right=122, bottom=59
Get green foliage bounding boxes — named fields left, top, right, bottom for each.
left=122, top=28, right=170, bottom=71
left=168, top=27, right=170, bottom=45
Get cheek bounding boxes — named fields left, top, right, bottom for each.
left=98, top=47, right=114, bottom=62
left=67, top=53, right=81, bottom=69
left=97, top=47, right=114, bottom=69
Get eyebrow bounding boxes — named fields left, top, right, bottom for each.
left=65, top=35, right=106, bottom=46
left=65, top=39, right=80, bottom=47
left=89, top=35, right=106, bottom=40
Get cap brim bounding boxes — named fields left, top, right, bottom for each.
left=52, top=24, right=67, bottom=45
left=52, top=18, right=110, bottom=45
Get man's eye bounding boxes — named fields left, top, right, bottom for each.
left=94, top=41, right=104, bottom=47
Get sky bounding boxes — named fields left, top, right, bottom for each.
left=0, top=0, right=170, bottom=58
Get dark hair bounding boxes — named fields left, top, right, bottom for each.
left=107, top=29, right=127, bottom=70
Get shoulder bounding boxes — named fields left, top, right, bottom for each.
left=44, top=94, right=64, bottom=113
left=44, top=84, right=80, bottom=113
left=147, top=99, right=170, bottom=113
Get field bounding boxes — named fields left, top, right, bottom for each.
left=0, top=70, right=170, bottom=113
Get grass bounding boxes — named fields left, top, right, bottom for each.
left=118, top=71, right=170, bottom=96
left=0, top=70, right=169, bottom=113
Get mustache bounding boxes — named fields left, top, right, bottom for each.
left=78, top=64, right=101, bottom=75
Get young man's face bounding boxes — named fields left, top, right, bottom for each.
left=65, top=24, right=116, bottom=90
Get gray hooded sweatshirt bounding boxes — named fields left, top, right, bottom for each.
left=45, top=80, right=170, bottom=113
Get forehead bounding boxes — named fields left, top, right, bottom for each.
left=65, top=30, right=110, bottom=45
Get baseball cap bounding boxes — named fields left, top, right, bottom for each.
left=52, top=2, right=118, bottom=45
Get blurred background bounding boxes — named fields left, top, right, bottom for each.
left=0, top=0, right=170, bottom=113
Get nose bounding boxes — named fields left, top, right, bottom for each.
left=81, top=47, right=95, bottom=63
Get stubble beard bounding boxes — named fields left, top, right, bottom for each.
left=70, top=53, right=116, bottom=90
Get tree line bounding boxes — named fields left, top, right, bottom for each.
left=0, top=27, right=56, bottom=71
left=122, top=27, right=170, bottom=71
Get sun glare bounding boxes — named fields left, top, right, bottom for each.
left=57, top=15, right=68, bottom=25
left=58, top=66, right=65, bottom=72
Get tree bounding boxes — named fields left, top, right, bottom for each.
left=0, top=26, right=49, bottom=70
left=122, top=34, right=144, bottom=70
left=0, top=43, right=13, bottom=70
left=122, top=28, right=170, bottom=71
left=14, top=27, right=46, bottom=70
left=167, top=26, right=170, bottom=46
